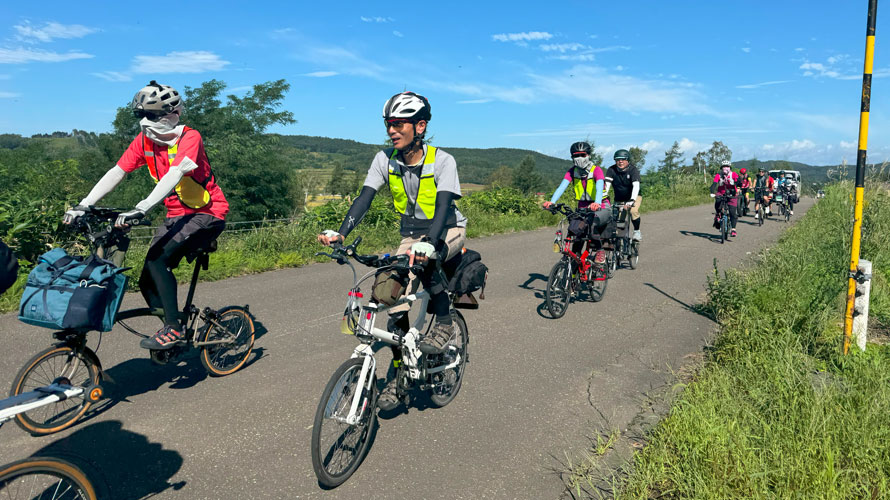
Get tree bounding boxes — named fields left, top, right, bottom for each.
left=628, top=146, right=647, bottom=169
left=692, top=151, right=708, bottom=174
left=513, top=155, right=544, bottom=194
left=326, top=163, right=351, bottom=196
left=706, top=141, right=732, bottom=174
left=658, top=141, right=684, bottom=173
left=486, top=165, right=514, bottom=187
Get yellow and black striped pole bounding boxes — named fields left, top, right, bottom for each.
left=844, top=0, right=878, bottom=354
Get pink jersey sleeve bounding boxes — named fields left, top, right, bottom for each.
left=563, top=171, right=573, bottom=182
left=713, top=173, right=721, bottom=183
left=116, top=134, right=147, bottom=173
left=593, top=166, right=605, bottom=181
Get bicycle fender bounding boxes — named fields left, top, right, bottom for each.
left=350, top=344, right=374, bottom=359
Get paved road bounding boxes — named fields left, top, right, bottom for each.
left=0, top=199, right=812, bottom=499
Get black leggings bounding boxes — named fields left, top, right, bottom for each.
left=140, top=214, right=225, bottom=328
left=715, top=200, right=738, bottom=229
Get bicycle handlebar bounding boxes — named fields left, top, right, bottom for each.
left=316, top=237, right=422, bottom=273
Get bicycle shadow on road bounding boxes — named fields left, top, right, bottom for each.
left=679, top=230, right=722, bottom=243
left=517, top=272, right=563, bottom=319
left=29, top=419, right=185, bottom=500
left=643, top=283, right=716, bottom=322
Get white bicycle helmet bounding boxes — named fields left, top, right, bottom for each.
left=131, top=80, right=182, bottom=116
left=382, top=91, right=431, bottom=122
left=720, top=159, right=732, bottom=167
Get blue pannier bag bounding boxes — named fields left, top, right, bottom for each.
left=18, top=248, right=128, bottom=332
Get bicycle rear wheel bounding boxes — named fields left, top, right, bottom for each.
left=429, top=310, right=469, bottom=407
left=311, top=357, right=377, bottom=488
left=10, top=345, right=101, bottom=436
left=200, top=306, right=256, bottom=377
left=545, top=258, right=572, bottom=319
left=628, top=241, right=639, bottom=269
left=757, top=206, right=764, bottom=226
left=586, top=263, right=608, bottom=302
left=0, top=457, right=97, bottom=500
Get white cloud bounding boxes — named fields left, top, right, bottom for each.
left=303, top=71, right=338, bottom=77
left=540, top=43, right=587, bottom=53
left=640, top=140, right=662, bottom=151
left=13, top=21, right=96, bottom=43
left=789, top=139, right=815, bottom=150
left=457, top=98, right=493, bottom=104
left=0, top=91, right=20, bottom=98
left=615, top=65, right=624, bottom=71
left=132, top=51, right=230, bottom=74
left=491, top=31, right=553, bottom=43
left=293, top=46, right=385, bottom=79
left=0, top=47, right=93, bottom=64
left=735, top=80, right=792, bottom=89
left=840, top=140, right=855, bottom=149
left=226, top=85, right=253, bottom=93
left=92, top=71, right=132, bottom=82
left=360, top=16, right=393, bottom=23
left=393, top=31, right=404, bottom=38
left=549, top=54, right=596, bottom=62
left=799, top=59, right=859, bottom=80
left=742, top=47, right=751, bottom=53
left=762, top=144, right=775, bottom=150
left=677, top=138, right=698, bottom=153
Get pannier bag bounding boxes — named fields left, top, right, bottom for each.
left=0, top=239, right=19, bottom=295
left=371, top=269, right=410, bottom=306
left=19, top=248, right=128, bottom=332
left=568, top=217, right=589, bottom=238
left=447, top=249, right=488, bottom=309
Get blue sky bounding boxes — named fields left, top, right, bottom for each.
left=0, top=1, right=887, bottom=168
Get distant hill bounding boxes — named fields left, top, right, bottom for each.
left=732, top=159, right=849, bottom=186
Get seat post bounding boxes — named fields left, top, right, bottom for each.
left=183, top=255, right=203, bottom=313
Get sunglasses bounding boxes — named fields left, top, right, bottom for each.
left=571, top=152, right=589, bottom=158
left=133, top=109, right=164, bottom=120
left=384, top=119, right=412, bottom=129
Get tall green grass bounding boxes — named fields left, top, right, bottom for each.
left=571, top=183, right=890, bottom=499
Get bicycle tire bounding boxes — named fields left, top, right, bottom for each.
left=429, top=310, right=469, bottom=407
left=10, top=346, right=101, bottom=436
left=628, top=241, right=639, bottom=269
left=199, top=306, right=256, bottom=377
left=311, top=357, right=377, bottom=488
left=545, top=258, right=572, bottom=319
left=757, top=206, right=764, bottom=226
left=587, top=263, right=608, bottom=302
left=0, top=457, right=97, bottom=500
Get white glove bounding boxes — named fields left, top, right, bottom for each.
left=410, top=241, right=436, bottom=259
left=322, top=229, right=341, bottom=239
left=624, top=201, right=634, bottom=208
left=115, top=208, right=145, bottom=227
left=710, top=194, right=716, bottom=198
left=63, top=206, right=86, bottom=225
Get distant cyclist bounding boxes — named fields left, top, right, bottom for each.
left=710, top=160, right=739, bottom=237
left=780, top=172, right=798, bottom=215
left=64, top=80, right=229, bottom=350
left=542, top=141, right=611, bottom=264
left=316, top=91, right=467, bottom=411
left=738, top=167, right=752, bottom=214
left=753, top=167, right=774, bottom=220
left=604, top=149, right=643, bottom=241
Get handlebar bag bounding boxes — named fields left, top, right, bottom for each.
left=18, top=248, right=128, bottom=332
left=371, top=269, right=409, bottom=306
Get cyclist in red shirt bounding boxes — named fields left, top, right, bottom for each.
left=64, top=81, right=229, bottom=350
left=753, top=167, right=775, bottom=219
left=738, top=167, right=752, bottom=214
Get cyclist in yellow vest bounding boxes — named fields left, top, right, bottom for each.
left=64, top=81, right=228, bottom=350
left=542, top=141, right=611, bottom=264
left=318, top=91, right=467, bottom=411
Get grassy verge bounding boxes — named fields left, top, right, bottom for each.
left=0, top=178, right=711, bottom=314
left=569, top=182, right=890, bottom=498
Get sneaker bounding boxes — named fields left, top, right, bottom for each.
left=594, top=250, right=606, bottom=264
left=789, top=210, right=794, bottom=215
left=731, top=230, right=737, bottom=237
left=419, top=322, right=456, bottom=355
left=632, top=230, right=642, bottom=241
left=377, top=375, right=400, bottom=411
left=754, top=213, right=759, bottom=220
left=140, top=325, right=184, bottom=350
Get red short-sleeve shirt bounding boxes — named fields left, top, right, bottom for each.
left=118, top=130, right=228, bottom=220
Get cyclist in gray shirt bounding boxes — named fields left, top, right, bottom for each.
left=318, top=91, right=467, bottom=411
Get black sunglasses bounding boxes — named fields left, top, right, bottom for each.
left=384, top=119, right=413, bottom=129
left=133, top=109, right=164, bottom=120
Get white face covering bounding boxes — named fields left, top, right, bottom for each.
left=141, top=111, right=185, bottom=147
left=573, top=156, right=592, bottom=174
left=721, top=167, right=731, bottom=176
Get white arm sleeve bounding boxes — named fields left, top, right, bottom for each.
left=630, top=181, right=640, bottom=200
left=602, top=181, right=612, bottom=195
left=134, top=165, right=186, bottom=212
left=79, top=166, right=127, bottom=206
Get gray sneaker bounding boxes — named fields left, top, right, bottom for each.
left=377, top=376, right=400, bottom=411
left=419, top=322, right=456, bottom=355
left=632, top=230, right=642, bottom=241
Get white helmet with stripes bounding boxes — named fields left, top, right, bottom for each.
left=382, top=91, right=431, bottom=122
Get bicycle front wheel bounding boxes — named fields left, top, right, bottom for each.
left=757, top=206, right=764, bottom=226
left=311, top=357, right=377, bottom=488
left=10, top=345, right=101, bottom=436
left=429, top=310, right=469, bottom=408
left=628, top=241, right=639, bottom=269
left=200, top=306, right=256, bottom=377
left=0, top=457, right=97, bottom=500
left=545, top=258, right=572, bottom=319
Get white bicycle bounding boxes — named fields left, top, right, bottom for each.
left=0, top=382, right=102, bottom=499
left=310, top=237, right=469, bottom=488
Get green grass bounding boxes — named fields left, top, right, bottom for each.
left=0, top=180, right=712, bottom=314
left=566, top=182, right=890, bottom=499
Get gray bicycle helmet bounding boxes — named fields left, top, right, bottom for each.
left=131, top=80, right=182, bottom=117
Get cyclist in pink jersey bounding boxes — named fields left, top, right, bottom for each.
left=710, top=160, right=739, bottom=237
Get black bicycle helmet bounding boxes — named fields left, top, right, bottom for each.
left=570, top=141, right=592, bottom=157
left=613, top=149, right=630, bottom=160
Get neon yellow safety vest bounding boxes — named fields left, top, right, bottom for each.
left=143, top=127, right=212, bottom=209
left=388, top=146, right=438, bottom=219
left=570, top=166, right=598, bottom=202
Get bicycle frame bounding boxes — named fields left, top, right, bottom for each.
left=0, top=384, right=87, bottom=425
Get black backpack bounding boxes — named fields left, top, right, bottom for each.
left=0, top=240, right=19, bottom=295
left=446, top=249, right=488, bottom=308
